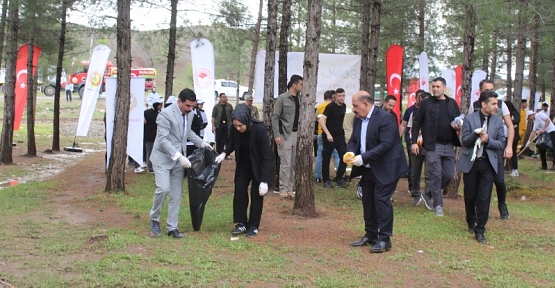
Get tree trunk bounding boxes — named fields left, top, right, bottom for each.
left=264, top=0, right=278, bottom=191
left=247, top=0, right=263, bottom=95
left=367, top=0, right=382, bottom=98
left=0, top=0, right=8, bottom=70
left=490, top=29, right=498, bottom=81
left=418, top=0, right=425, bottom=53
left=106, top=0, right=132, bottom=192
left=0, top=0, right=18, bottom=164
left=359, top=0, right=370, bottom=91
left=52, top=1, right=69, bottom=152
left=26, top=27, right=37, bottom=156
left=278, top=0, right=292, bottom=95
left=293, top=0, right=322, bottom=217
left=444, top=3, right=475, bottom=198
left=551, top=45, right=555, bottom=119
left=505, top=1, right=513, bottom=102
left=164, top=0, right=178, bottom=99
left=512, top=0, right=527, bottom=110
left=481, top=34, right=489, bottom=75
left=330, top=0, right=336, bottom=54
left=526, top=7, right=538, bottom=112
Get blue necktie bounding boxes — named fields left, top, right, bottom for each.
left=182, top=113, right=187, bottom=139
left=360, top=117, right=370, bottom=168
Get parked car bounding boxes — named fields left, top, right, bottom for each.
left=214, top=79, right=251, bottom=100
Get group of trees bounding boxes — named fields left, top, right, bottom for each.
left=1, top=0, right=555, bottom=213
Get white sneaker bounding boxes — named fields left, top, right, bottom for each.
left=510, top=169, right=519, bottom=177
left=134, top=167, right=144, bottom=173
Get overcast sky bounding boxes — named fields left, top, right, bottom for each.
left=68, top=0, right=264, bottom=31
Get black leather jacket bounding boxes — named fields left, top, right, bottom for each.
left=411, top=95, right=462, bottom=151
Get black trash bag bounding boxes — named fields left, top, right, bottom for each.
left=186, top=147, right=221, bottom=231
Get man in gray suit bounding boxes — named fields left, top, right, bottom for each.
left=149, top=88, right=212, bottom=238
left=456, top=90, right=506, bottom=244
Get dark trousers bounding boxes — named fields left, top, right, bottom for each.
left=423, top=143, right=455, bottom=208
left=233, top=166, right=264, bottom=229
left=494, top=153, right=507, bottom=206
left=215, top=123, right=229, bottom=154
left=145, top=141, right=154, bottom=172
left=66, top=90, right=72, bottom=102
left=322, top=134, right=347, bottom=182
left=410, top=152, right=426, bottom=195
left=360, top=168, right=398, bottom=243
left=405, top=143, right=413, bottom=191
left=464, top=157, right=495, bottom=234
left=539, top=131, right=555, bottom=168
left=510, top=138, right=518, bottom=169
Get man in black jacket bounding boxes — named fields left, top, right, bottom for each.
left=411, top=77, right=462, bottom=216
left=144, top=95, right=163, bottom=173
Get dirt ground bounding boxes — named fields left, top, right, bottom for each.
left=1, top=130, right=546, bottom=286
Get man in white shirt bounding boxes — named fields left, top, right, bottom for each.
left=526, top=110, right=555, bottom=170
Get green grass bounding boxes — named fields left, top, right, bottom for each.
left=1, top=101, right=555, bottom=287
left=1, top=164, right=554, bottom=287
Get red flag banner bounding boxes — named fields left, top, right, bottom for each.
left=14, top=44, right=41, bottom=131
left=407, top=77, right=419, bottom=107
left=455, top=65, right=462, bottom=108
left=386, top=44, right=404, bottom=122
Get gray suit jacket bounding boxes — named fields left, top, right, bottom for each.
left=150, top=103, right=204, bottom=169
left=456, top=111, right=506, bottom=174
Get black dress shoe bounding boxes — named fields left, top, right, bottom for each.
left=475, top=233, right=486, bottom=244
left=370, top=241, right=392, bottom=253
left=167, top=229, right=184, bottom=239
left=499, top=204, right=510, bottom=220
left=350, top=236, right=377, bottom=247
left=468, top=223, right=475, bottom=233
left=150, top=220, right=161, bottom=236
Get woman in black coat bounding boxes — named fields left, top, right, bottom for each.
left=215, top=104, right=271, bottom=237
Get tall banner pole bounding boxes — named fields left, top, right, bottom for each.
left=455, top=65, right=463, bottom=108
left=418, top=51, right=429, bottom=92
left=190, top=38, right=216, bottom=143
left=104, top=77, right=145, bottom=167
left=407, top=77, right=419, bottom=107
left=442, top=68, right=456, bottom=99
left=469, top=70, right=487, bottom=111
left=75, top=44, right=111, bottom=136
left=386, top=44, right=404, bottom=122
left=14, top=44, right=41, bottom=131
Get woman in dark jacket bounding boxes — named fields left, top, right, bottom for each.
left=215, top=104, right=271, bottom=237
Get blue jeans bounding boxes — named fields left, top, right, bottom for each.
left=315, top=134, right=339, bottom=179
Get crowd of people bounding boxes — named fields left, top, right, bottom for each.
left=138, top=75, right=549, bottom=252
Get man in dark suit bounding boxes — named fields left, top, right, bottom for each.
left=457, top=90, right=506, bottom=244
left=347, top=91, right=407, bottom=253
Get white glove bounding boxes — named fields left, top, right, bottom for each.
left=201, top=142, right=213, bottom=150
left=178, top=155, right=191, bottom=168
left=215, top=153, right=226, bottom=164
left=353, top=155, right=363, bottom=167
left=525, top=141, right=531, bottom=147
left=259, top=182, right=268, bottom=196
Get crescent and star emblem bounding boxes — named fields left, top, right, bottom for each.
left=389, top=73, right=401, bottom=95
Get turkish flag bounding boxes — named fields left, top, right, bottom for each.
left=386, top=44, right=404, bottom=122
left=455, top=65, right=462, bottom=108
left=14, top=44, right=41, bottom=131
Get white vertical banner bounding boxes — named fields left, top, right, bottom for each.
left=105, top=77, right=145, bottom=168
left=442, top=69, right=456, bottom=98
left=254, top=51, right=361, bottom=106
left=190, top=38, right=215, bottom=143
left=469, top=70, right=487, bottom=111
left=522, top=87, right=530, bottom=102
left=418, top=52, right=429, bottom=92
left=75, top=44, right=111, bottom=136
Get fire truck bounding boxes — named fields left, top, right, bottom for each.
left=42, top=60, right=157, bottom=98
